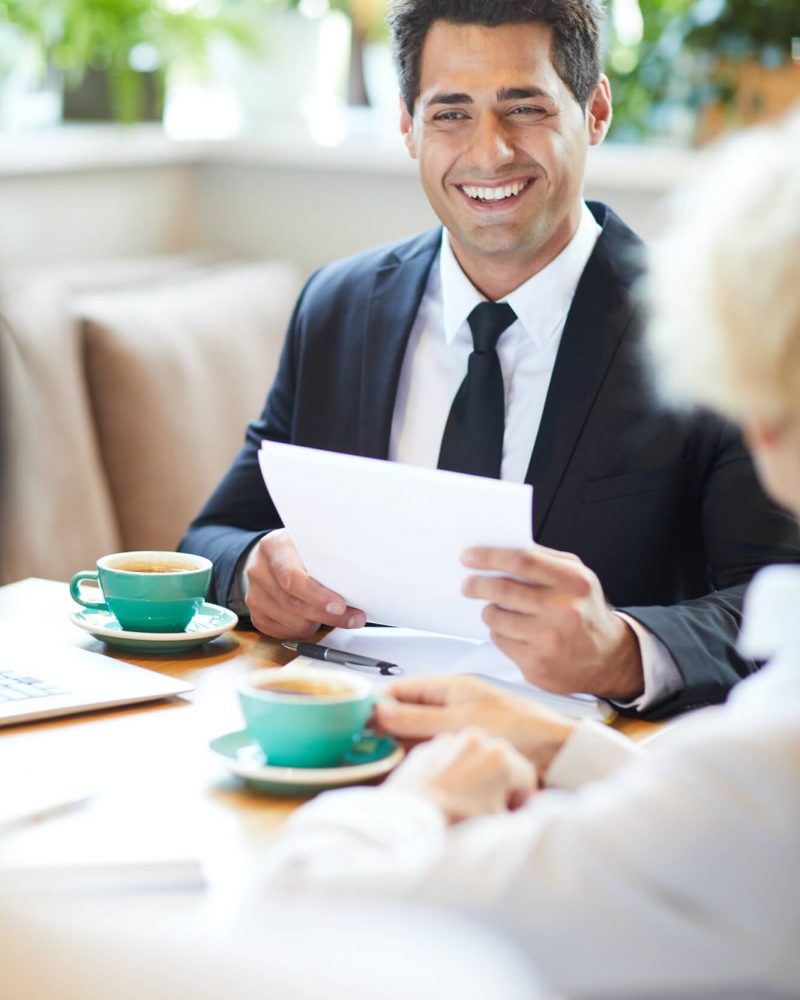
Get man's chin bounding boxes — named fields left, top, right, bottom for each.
left=455, top=227, right=541, bottom=261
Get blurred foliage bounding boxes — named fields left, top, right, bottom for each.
left=687, top=0, right=799, bottom=58
left=337, top=0, right=387, bottom=41
left=606, top=0, right=800, bottom=143
left=0, top=0, right=264, bottom=122
left=281, top=0, right=387, bottom=41
left=2, top=0, right=794, bottom=135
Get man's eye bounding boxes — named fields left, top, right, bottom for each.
left=432, top=110, right=468, bottom=122
left=509, top=106, right=548, bottom=120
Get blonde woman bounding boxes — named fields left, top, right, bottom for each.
left=265, top=114, right=800, bottom=998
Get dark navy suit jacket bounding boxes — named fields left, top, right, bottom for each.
left=181, top=203, right=800, bottom=719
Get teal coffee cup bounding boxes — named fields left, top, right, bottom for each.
left=70, top=551, right=212, bottom=633
left=238, top=666, right=376, bottom=768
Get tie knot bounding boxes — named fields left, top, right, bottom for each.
left=467, top=301, right=517, bottom=353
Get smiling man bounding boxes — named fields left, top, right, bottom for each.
left=181, top=0, right=799, bottom=719
left=402, top=17, right=608, bottom=299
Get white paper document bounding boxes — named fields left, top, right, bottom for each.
left=321, top=627, right=615, bottom=722
left=259, top=442, right=534, bottom=641
left=259, top=442, right=613, bottom=721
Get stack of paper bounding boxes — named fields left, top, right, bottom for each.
left=259, top=442, right=613, bottom=722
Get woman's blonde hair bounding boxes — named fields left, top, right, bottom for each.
left=646, top=110, right=800, bottom=425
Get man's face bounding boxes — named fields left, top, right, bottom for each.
left=400, top=20, right=610, bottom=284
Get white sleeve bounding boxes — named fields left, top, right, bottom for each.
left=612, top=611, right=683, bottom=711
left=260, top=787, right=448, bottom=894
left=432, top=709, right=800, bottom=996
left=262, top=706, right=800, bottom=997
left=227, top=541, right=261, bottom=615
left=544, top=719, right=644, bottom=790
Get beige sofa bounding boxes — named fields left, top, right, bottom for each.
left=0, top=256, right=302, bottom=586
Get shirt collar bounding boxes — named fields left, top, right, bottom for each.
left=440, top=202, right=601, bottom=348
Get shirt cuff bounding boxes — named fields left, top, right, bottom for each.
left=612, top=611, right=684, bottom=712
left=545, top=720, right=643, bottom=791
left=227, top=539, right=262, bottom=616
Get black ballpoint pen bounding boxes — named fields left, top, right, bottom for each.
left=282, top=641, right=401, bottom=676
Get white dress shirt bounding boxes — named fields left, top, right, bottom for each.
left=389, top=203, right=601, bottom=482
left=262, top=564, right=800, bottom=998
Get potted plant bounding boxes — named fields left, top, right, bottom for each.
left=0, top=0, right=261, bottom=123
left=685, top=0, right=800, bottom=142
left=606, top=0, right=799, bottom=145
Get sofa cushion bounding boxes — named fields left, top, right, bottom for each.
left=78, top=260, right=300, bottom=553
left=0, top=256, right=221, bottom=585
left=0, top=277, right=121, bottom=585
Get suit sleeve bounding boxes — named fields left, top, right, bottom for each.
left=178, top=278, right=309, bottom=608
left=619, top=422, right=800, bottom=719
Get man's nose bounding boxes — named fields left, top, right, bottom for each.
left=465, top=114, right=515, bottom=171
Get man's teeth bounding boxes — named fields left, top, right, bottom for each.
left=462, top=180, right=529, bottom=201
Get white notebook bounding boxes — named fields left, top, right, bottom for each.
left=321, top=627, right=615, bottom=723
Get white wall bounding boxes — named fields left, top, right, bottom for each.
left=0, top=166, right=197, bottom=268
left=0, top=128, right=695, bottom=275
left=192, top=161, right=437, bottom=273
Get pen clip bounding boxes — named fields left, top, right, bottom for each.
left=343, top=660, right=404, bottom=678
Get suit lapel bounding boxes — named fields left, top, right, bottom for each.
left=358, top=230, right=441, bottom=458
left=526, top=207, right=643, bottom=537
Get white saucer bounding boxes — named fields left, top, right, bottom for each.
left=210, top=729, right=405, bottom=796
left=70, top=602, right=238, bottom=653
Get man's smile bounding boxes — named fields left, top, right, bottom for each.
left=454, top=177, right=535, bottom=209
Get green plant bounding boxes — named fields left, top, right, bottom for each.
left=685, top=0, right=799, bottom=63
left=333, top=0, right=387, bottom=42
left=606, top=0, right=799, bottom=144
left=0, top=0, right=263, bottom=123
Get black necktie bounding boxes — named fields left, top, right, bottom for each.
left=437, top=301, right=516, bottom=478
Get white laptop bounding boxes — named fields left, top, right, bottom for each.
left=0, top=644, right=193, bottom=726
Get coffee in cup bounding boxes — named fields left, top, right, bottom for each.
left=111, top=558, right=197, bottom=574
left=70, top=550, right=212, bottom=633
left=238, top=665, right=375, bottom=768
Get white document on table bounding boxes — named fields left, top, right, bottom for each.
left=258, top=441, right=534, bottom=641
left=320, top=627, right=615, bottom=723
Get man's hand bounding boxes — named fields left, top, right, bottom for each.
left=386, top=727, right=537, bottom=824
left=462, top=544, right=644, bottom=702
left=245, top=529, right=366, bottom=639
left=376, top=675, right=577, bottom=773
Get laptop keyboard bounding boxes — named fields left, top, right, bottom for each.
left=0, top=669, right=67, bottom=702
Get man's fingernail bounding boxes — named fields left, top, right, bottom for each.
left=326, top=601, right=346, bottom=615
left=462, top=548, right=477, bottom=566
left=347, top=613, right=365, bottom=628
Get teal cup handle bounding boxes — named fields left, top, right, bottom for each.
left=70, top=571, right=108, bottom=611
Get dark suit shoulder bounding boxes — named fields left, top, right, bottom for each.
left=586, top=200, right=646, bottom=292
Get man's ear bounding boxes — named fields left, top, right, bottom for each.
left=586, top=75, right=612, bottom=147
left=399, top=95, right=417, bottom=159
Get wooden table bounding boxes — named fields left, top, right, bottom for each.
left=0, top=577, right=658, bottom=884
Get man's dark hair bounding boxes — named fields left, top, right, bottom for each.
left=388, top=0, right=604, bottom=112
